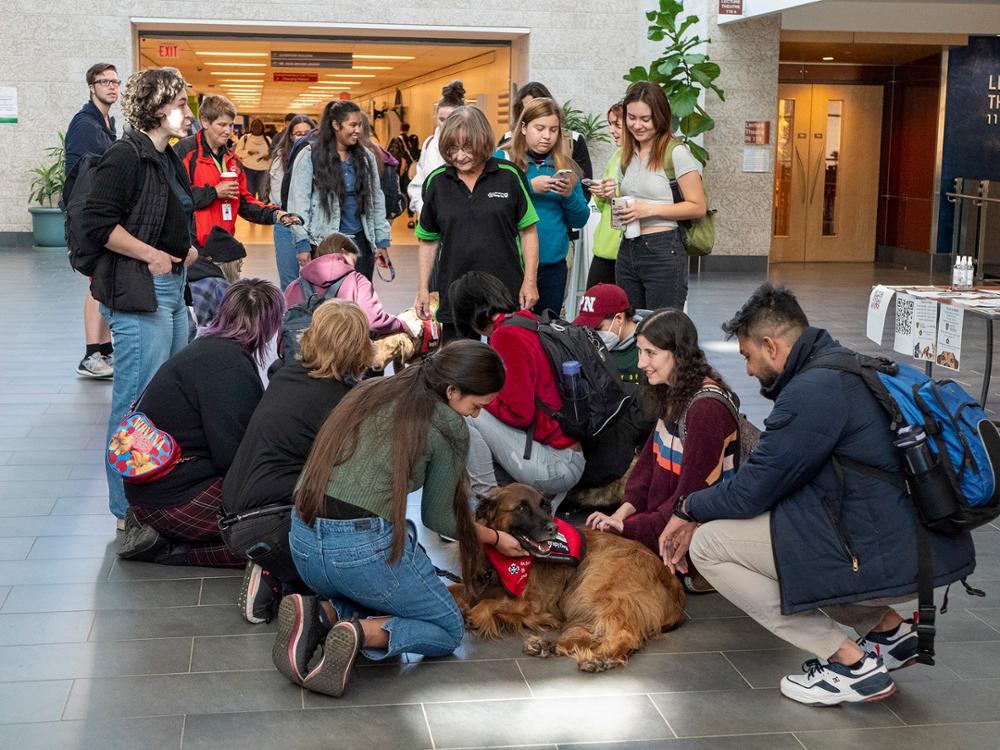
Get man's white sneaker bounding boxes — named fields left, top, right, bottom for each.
left=857, top=619, right=919, bottom=671
left=780, top=655, right=895, bottom=706
left=77, top=352, right=113, bottom=379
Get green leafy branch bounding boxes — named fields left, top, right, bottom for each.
left=28, top=133, right=66, bottom=207
left=561, top=100, right=611, bottom=148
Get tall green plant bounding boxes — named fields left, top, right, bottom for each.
left=561, top=100, right=611, bottom=149
left=27, top=133, right=66, bottom=207
left=623, top=0, right=725, bottom=164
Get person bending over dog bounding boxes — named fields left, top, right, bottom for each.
left=449, top=271, right=585, bottom=508
left=585, top=309, right=736, bottom=594
left=659, top=284, right=976, bottom=706
left=273, top=341, right=528, bottom=697
left=221, top=300, right=374, bottom=624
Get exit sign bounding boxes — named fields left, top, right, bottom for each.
left=158, top=44, right=178, bottom=58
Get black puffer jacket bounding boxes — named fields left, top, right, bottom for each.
left=687, top=327, right=976, bottom=614
left=83, top=130, right=192, bottom=313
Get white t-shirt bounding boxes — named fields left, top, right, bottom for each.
left=618, top=142, right=701, bottom=230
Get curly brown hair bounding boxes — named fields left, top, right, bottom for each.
left=636, top=309, right=729, bottom=424
left=120, top=67, right=187, bottom=133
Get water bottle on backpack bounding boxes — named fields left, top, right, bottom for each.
left=561, top=361, right=589, bottom=427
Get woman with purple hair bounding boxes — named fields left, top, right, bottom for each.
left=117, top=279, right=285, bottom=567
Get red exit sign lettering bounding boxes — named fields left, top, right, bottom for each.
left=159, top=45, right=178, bottom=58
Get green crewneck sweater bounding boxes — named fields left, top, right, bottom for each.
left=321, top=399, right=469, bottom=538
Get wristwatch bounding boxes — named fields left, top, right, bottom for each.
left=673, top=495, right=696, bottom=523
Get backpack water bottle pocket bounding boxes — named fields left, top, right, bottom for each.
left=907, top=456, right=961, bottom=529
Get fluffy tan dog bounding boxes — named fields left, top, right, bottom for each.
left=450, top=483, right=686, bottom=672
left=371, top=293, right=440, bottom=371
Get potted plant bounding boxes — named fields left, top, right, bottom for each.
left=561, top=100, right=611, bottom=150
left=27, top=133, right=66, bottom=247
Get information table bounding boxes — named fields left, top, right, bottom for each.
left=868, top=285, right=1000, bottom=408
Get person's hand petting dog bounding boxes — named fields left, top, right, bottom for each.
left=659, top=513, right=698, bottom=574
left=494, top=529, right=528, bottom=557
left=585, top=511, right=623, bottom=534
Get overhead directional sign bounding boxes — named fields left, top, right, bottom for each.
left=270, top=51, right=353, bottom=69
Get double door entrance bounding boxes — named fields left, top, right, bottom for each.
left=771, top=83, right=884, bottom=262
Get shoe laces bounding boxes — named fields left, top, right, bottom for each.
left=801, top=658, right=828, bottom=680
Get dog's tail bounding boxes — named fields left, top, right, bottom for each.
left=656, top=565, right=687, bottom=632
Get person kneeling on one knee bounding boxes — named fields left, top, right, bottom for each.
left=659, top=283, right=975, bottom=707
left=448, top=271, right=585, bottom=508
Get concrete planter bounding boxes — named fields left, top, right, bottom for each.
left=28, top=206, right=66, bottom=248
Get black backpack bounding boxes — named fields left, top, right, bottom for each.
left=279, top=274, right=350, bottom=362
left=380, top=160, right=405, bottom=221
left=501, top=312, right=628, bottom=459
left=279, top=131, right=318, bottom=211
left=63, top=139, right=141, bottom=275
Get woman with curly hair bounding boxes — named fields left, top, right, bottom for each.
left=585, top=308, right=736, bottom=592
left=81, top=66, right=198, bottom=523
left=286, top=99, right=390, bottom=282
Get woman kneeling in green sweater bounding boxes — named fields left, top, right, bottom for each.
left=274, top=340, right=519, bottom=697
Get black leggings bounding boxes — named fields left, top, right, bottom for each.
left=220, top=509, right=306, bottom=591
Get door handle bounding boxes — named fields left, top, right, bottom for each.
left=809, top=152, right=823, bottom=205
left=794, top=147, right=806, bottom=205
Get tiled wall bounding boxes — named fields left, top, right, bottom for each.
left=0, top=0, right=779, bottom=261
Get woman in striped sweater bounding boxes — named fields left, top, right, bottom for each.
left=586, top=308, right=737, bottom=592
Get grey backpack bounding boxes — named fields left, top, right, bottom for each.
left=680, top=386, right=761, bottom=468
left=279, top=274, right=349, bottom=362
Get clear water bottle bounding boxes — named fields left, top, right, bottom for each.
left=894, top=424, right=933, bottom=475
left=561, top=360, right=588, bottom=425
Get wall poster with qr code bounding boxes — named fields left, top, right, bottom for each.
left=935, top=305, right=964, bottom=371
left=893, top=294, right=915, bottom=355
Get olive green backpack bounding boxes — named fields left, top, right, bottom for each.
left=664, top=139, right=716, bottom=257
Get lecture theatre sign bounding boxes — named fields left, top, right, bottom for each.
left=270, top=51, right=353, bottom=69
left=719, top=0, right=743, bottom=14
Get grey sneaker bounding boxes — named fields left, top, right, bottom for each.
left=780, top=655, right=895, bottom=706
left=302, top=618, right=363, bottom=698
left=858, top=619, right=918, bottom=671
left=77, top=352, right=113, bottom=379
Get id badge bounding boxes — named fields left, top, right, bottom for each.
left=221, top=202, right=233, bottom=221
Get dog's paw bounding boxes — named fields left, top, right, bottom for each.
left=578, top=656, right=618, bottom=673
left=523, top=635, right=555, bottom=658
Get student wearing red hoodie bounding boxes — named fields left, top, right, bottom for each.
left=284, top=233, right=411, bottom=338
left=449, top=271, right=585, bottom=506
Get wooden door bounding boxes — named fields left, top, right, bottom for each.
left=771, top=84, right=884, bottom=262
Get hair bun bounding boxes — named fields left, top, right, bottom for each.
left=442, top=80, right=465, bottom=100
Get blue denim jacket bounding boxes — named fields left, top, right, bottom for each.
left=286, top=146, right=390, bottom=249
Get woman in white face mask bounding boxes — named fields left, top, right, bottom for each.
left=572, top=283, right=644, bottom=385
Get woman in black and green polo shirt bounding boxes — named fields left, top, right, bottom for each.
left=414, top=107, right=539, bottom=340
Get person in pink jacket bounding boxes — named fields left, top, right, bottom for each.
left=284, top=234, right=410, bottom=337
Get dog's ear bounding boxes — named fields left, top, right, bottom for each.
left=474, top=486, right=504, bottom=525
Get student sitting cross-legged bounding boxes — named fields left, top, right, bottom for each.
left=116, top=279, right=284, bottom=567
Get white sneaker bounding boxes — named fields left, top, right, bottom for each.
left=780, top=655, right=895, bottom=706
left=857, top=619, right=919, bottom=671
left=77, top=352, right=113, bottom=379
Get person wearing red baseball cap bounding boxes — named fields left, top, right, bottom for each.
left=573, top=283, right=646, bottom=385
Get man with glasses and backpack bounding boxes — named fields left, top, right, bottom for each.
left=659, top=283, right=993, bottom=706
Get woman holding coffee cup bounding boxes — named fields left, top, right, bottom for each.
left=591, top=82, right=706, bottom=311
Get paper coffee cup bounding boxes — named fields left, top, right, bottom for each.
left=220, top=171, right=237, bottom=180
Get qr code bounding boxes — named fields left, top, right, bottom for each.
left=895, top=297, right=914, bottom=336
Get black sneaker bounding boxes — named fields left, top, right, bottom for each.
left=302, top=618, right=364, bottom=698
left=858, top=619, right=919, bottom=671
left=238, top=562, right=282, bottom=624
left=117, top=509, right=163, bottom=559
left=272, top=594, right=329, bottom=685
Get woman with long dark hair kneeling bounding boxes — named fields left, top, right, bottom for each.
left=275, top=341, right=519, bottom=697
left=116, top=279, right=285, bottom=567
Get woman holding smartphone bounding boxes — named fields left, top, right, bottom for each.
left=499, top=98, right=590, bottom=316
left=586, top=101, right=624, bottom=288
left=592, top=82, right=706, bottom=310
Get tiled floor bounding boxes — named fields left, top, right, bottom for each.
left=2, top=236, right=1000, bottom=749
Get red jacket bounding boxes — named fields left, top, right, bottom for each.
left=175, top=131, right=280, bottom=246
left=486, top=311, right=576, bottom=449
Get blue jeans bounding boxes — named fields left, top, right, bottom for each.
left=289, top=513, right=464, bottom=660
left=100, top=271, right=189, bottom=518
left=274, top=223, right=310, bottom=291
left=534, top=260, right=568, bottom=317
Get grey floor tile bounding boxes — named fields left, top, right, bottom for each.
left=681, top=592, right=746, bottom=620
left=7, top=449, right=102, bottom=466
left=0, top=498, right=56, bottom=517
left=303, top=658, right=532, bottom=708
left=0, top=479, right=106, bottom=499
left=27, top=533, right=117, bottom=559
left=89, top=604, right=272, bottom=641
left=882, top=677, right=1000, bottom=723
left=0, top=637, right=192, bottom=681
left=0, top=465, right=72, bottom=482
left=0, top=557, right=112, bottom=586
left=971, top=607, right=1000, bottom=630
left=191, top=633, right=276, bottom=672
left=0, top=537, right=34, bottom=560
left=0, top=514, right=117, bottom=537
left=0, top=437, right=89, bottom=452
left=63, top=670, right=302, bottom=719
left=929, top=608, right=1000, bottom=641
left=0, top=680, right=72, bottom=724
left=518, top=651, right=747, bottom=698
left=426, top=694, right=672, bottom=748
left=559, top=736, right=805, bottom=750
left=0, top=611, right=94, bottom=645
left=0, top=716, right=183, bottom=750
left=50, top=495, right=109, bottom=515
left=108, top=559, right=241, bottom=582
left=425, top=630, right=532, bottom=662
left=650, top=687, right=900, bottom=737
left=935, top=640, right=1000, bottom=678
left=795, top=722, right=1000, bottom=750
left=182, top=705, right=430, bottom=750
left=643, top=616, right=788, bottom=653
left=198, top=576, right=243, bottom=605
left=1, top=579, right=202, bottom=613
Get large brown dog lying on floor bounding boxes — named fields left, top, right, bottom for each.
left=450, top=483, right=686, bottom=672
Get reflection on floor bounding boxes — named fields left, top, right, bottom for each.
left=1, top=243, right=1000, bottom=749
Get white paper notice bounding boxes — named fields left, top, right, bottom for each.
left=911, top=299, right=938, bottom=362
left=893, top=294, right=915, bottom=355
left=0, top=87, right=16, bottom=124
left=742, top=147, right=770, bottom=173
left=936, top=305, right=964, bottom=371
left=866, top=285, right=895, bottom=345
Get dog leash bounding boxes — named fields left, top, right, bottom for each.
left=434, top=566, right=462, bottom=583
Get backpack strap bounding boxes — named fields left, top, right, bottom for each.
left=297, top=276, right=315, bottom=301
left=499, top=314, right=542, bottom=460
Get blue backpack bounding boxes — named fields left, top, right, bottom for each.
left=278, top=274, right=350, bottom=363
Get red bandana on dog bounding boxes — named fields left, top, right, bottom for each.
left=484, top=518, right=586, bottom=597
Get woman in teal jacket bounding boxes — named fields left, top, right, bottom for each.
left=498, top=97, right=590, bottom=316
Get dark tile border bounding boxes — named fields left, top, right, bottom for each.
left=691, top=255, right=769, bottom=274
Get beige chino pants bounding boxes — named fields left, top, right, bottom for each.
left=690, top=513, right=911, bottom=659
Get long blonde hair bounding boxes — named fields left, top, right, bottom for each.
left=504, top=98, right=580, bottom=176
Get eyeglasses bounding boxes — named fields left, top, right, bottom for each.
left=93, top=79, right=122, bottom=87
left=444, top=144, right=476, bottom=157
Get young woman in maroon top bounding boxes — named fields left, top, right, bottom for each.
left=586, top=308, right=737, bottom=592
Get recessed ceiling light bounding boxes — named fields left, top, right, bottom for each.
left=210, top=72, right=264, bottom=77
left=822, top=56, right=835, bottom=61
left=196, top=51, right=267, bottom=57
left=315, top=81, right=361, bottom=86
left=204, top=62, right=266, bottom=67
left=352, top=66, right=392, bottom=70
left=323, top=73, right=376, bottom=78
left=353, top=54, right=415, bottom=60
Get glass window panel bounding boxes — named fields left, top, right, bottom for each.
left=772, top=98, right=795, bottom=237
left=822, top=100, right=843, bottom=237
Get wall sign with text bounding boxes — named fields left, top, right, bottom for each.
left=719, top=0, right=743, bottom=14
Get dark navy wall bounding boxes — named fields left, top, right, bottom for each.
left=937, top=36, right=1000, bottom=253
